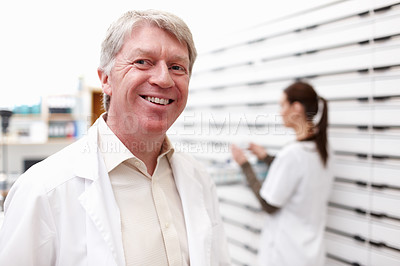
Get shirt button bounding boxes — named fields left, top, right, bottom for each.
left=134, top=161, right=140, bottom=167
left=165, top=222, right=170, bottom=229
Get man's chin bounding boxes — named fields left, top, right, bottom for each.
left=140, top=121, right=171, bottom=136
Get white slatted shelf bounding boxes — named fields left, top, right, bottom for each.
left=333, top=159, right=372, bottom=184
left=325, top=231, right=369, bottom=266
left=370, top=249, right=400, bottom=266
left=371, top=191, right=400, bottom=217
left=372, top=163, right=400, bottom=190
left=327, top=208, right=370, bottom=240
left=329, top=185, right=371, bottom=211
left=227, top=242, right=258, bottom=266
left=370, top=220, right=400, bottom=249
left=178, top=1, right=400, bottom=265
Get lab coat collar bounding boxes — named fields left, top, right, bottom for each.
left=74, top=118, right=125, bottom=266
left=78, top=159, right=125, bottom=266
left=73, top=119, right=102, bottom=181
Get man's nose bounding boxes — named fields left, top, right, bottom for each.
left=149, top=63, right=175, bottom=88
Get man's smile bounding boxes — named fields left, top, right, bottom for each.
left=140, top=95, right=173, bottom=105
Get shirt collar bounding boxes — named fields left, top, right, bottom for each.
left=98, top=113, right=175, bottom=173
left=161, top=136, right=175, bottom=160
left=98, top=113, right=133, bottom=173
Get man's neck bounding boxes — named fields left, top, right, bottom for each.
left=120, top=132, right=165, bottom=176
left=105, top=113, right=166, bottom=176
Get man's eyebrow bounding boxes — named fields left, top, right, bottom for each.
left=134, top=48, right=151, bottom=55
left=132, top=48, right=189, bottom=64
left=171, top=55, right=190, bottom=65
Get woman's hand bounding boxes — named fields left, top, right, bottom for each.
left=230, top=144, right=248, bottom=166
left=248, top=142, right=268, bottom=160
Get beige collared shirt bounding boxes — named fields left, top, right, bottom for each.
left=97, top=115, right=189, bottom=266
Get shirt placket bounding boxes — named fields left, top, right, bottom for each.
left=152, top=174, right=182, bottom=266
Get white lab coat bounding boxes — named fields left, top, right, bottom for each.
left=0, top=119, right=230, bottom=266
left=258, top=141, right=334, bottom=266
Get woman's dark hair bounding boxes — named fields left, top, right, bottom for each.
left=284, top=81, right=329, bottom=166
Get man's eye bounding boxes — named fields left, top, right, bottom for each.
left=133, top=59, right=151, bottom=69
left=169, top=65, right=187, bottom=74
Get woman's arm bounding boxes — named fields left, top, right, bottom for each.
left=249, top=142, right=275, bottom=166
left=241, top=162, right=279, bottom=214
left=262, top=154, right=275, bottom=166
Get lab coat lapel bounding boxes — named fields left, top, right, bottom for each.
left=170, top=154, right=212, bottom=266
left=76, top=121, right=125, bottom=266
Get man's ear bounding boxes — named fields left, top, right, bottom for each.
left=98, top=68, right=112, bottom=96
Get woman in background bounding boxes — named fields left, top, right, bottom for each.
left=231, top=81, right=333, bottom=266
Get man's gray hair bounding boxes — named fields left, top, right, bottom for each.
left=98, top=10, right=197, bottom=111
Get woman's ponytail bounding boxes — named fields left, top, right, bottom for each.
left=314, top=97, right=328, bottom=166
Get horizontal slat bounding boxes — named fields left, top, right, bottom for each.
left=373, top=0, right=400, bottom=9
left=371, top=192, right=400, bottom=217
left=371, top=221, right=400, bottom=248
left=373, top=76, right=400, bottom=97
left=374, top=13, right=400, bottom=37
left=373, top=134, right=400, bottom=157
left=370, top=249, right=400, bottom=266
left=372, top=163, right=400, bottom=190
left=317, top=79, right=373, bottom=100
left=329, top=104, right=373, bottom=126
left=373, top=43, right=400, bottom=67
left=329, top=187, right=370, bottom=210
left=332, top=160, right=371, bottom=183
left=227, top=242, right=258, bottom=266
left=373, top=106, right=400, bottom=126
left=325, top=257, right=352, bottom=266
left=325, top=231, right=369, bottom=265
left=187, top=83, right=286, bottom=107
left=327, top=209, right=369, bottom=238
left=219, top=203, right=264, bottom=233
left=330, top=134, right=372, bottom=154
left=224, top=222, right=261, bottom=251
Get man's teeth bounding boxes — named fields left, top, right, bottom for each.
left=145, top=96, right=170, bottom=105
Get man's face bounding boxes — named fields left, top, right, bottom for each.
left=100, top=23, right=190, bottom=136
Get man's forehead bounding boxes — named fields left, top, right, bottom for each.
left=122, top=30, right=190, bottom=63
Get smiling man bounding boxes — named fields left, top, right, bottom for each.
left=0, top=10, right=230, bottom=266
left=98, top=19, right=191, bottom=176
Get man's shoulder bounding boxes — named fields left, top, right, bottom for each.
left=172, top=151, right=206, bottom=171
left=17, top=136, right=91, bottom=192
left=172, top=150, right=195, bottom=162
left=171, top=151, right=213, bottom=187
